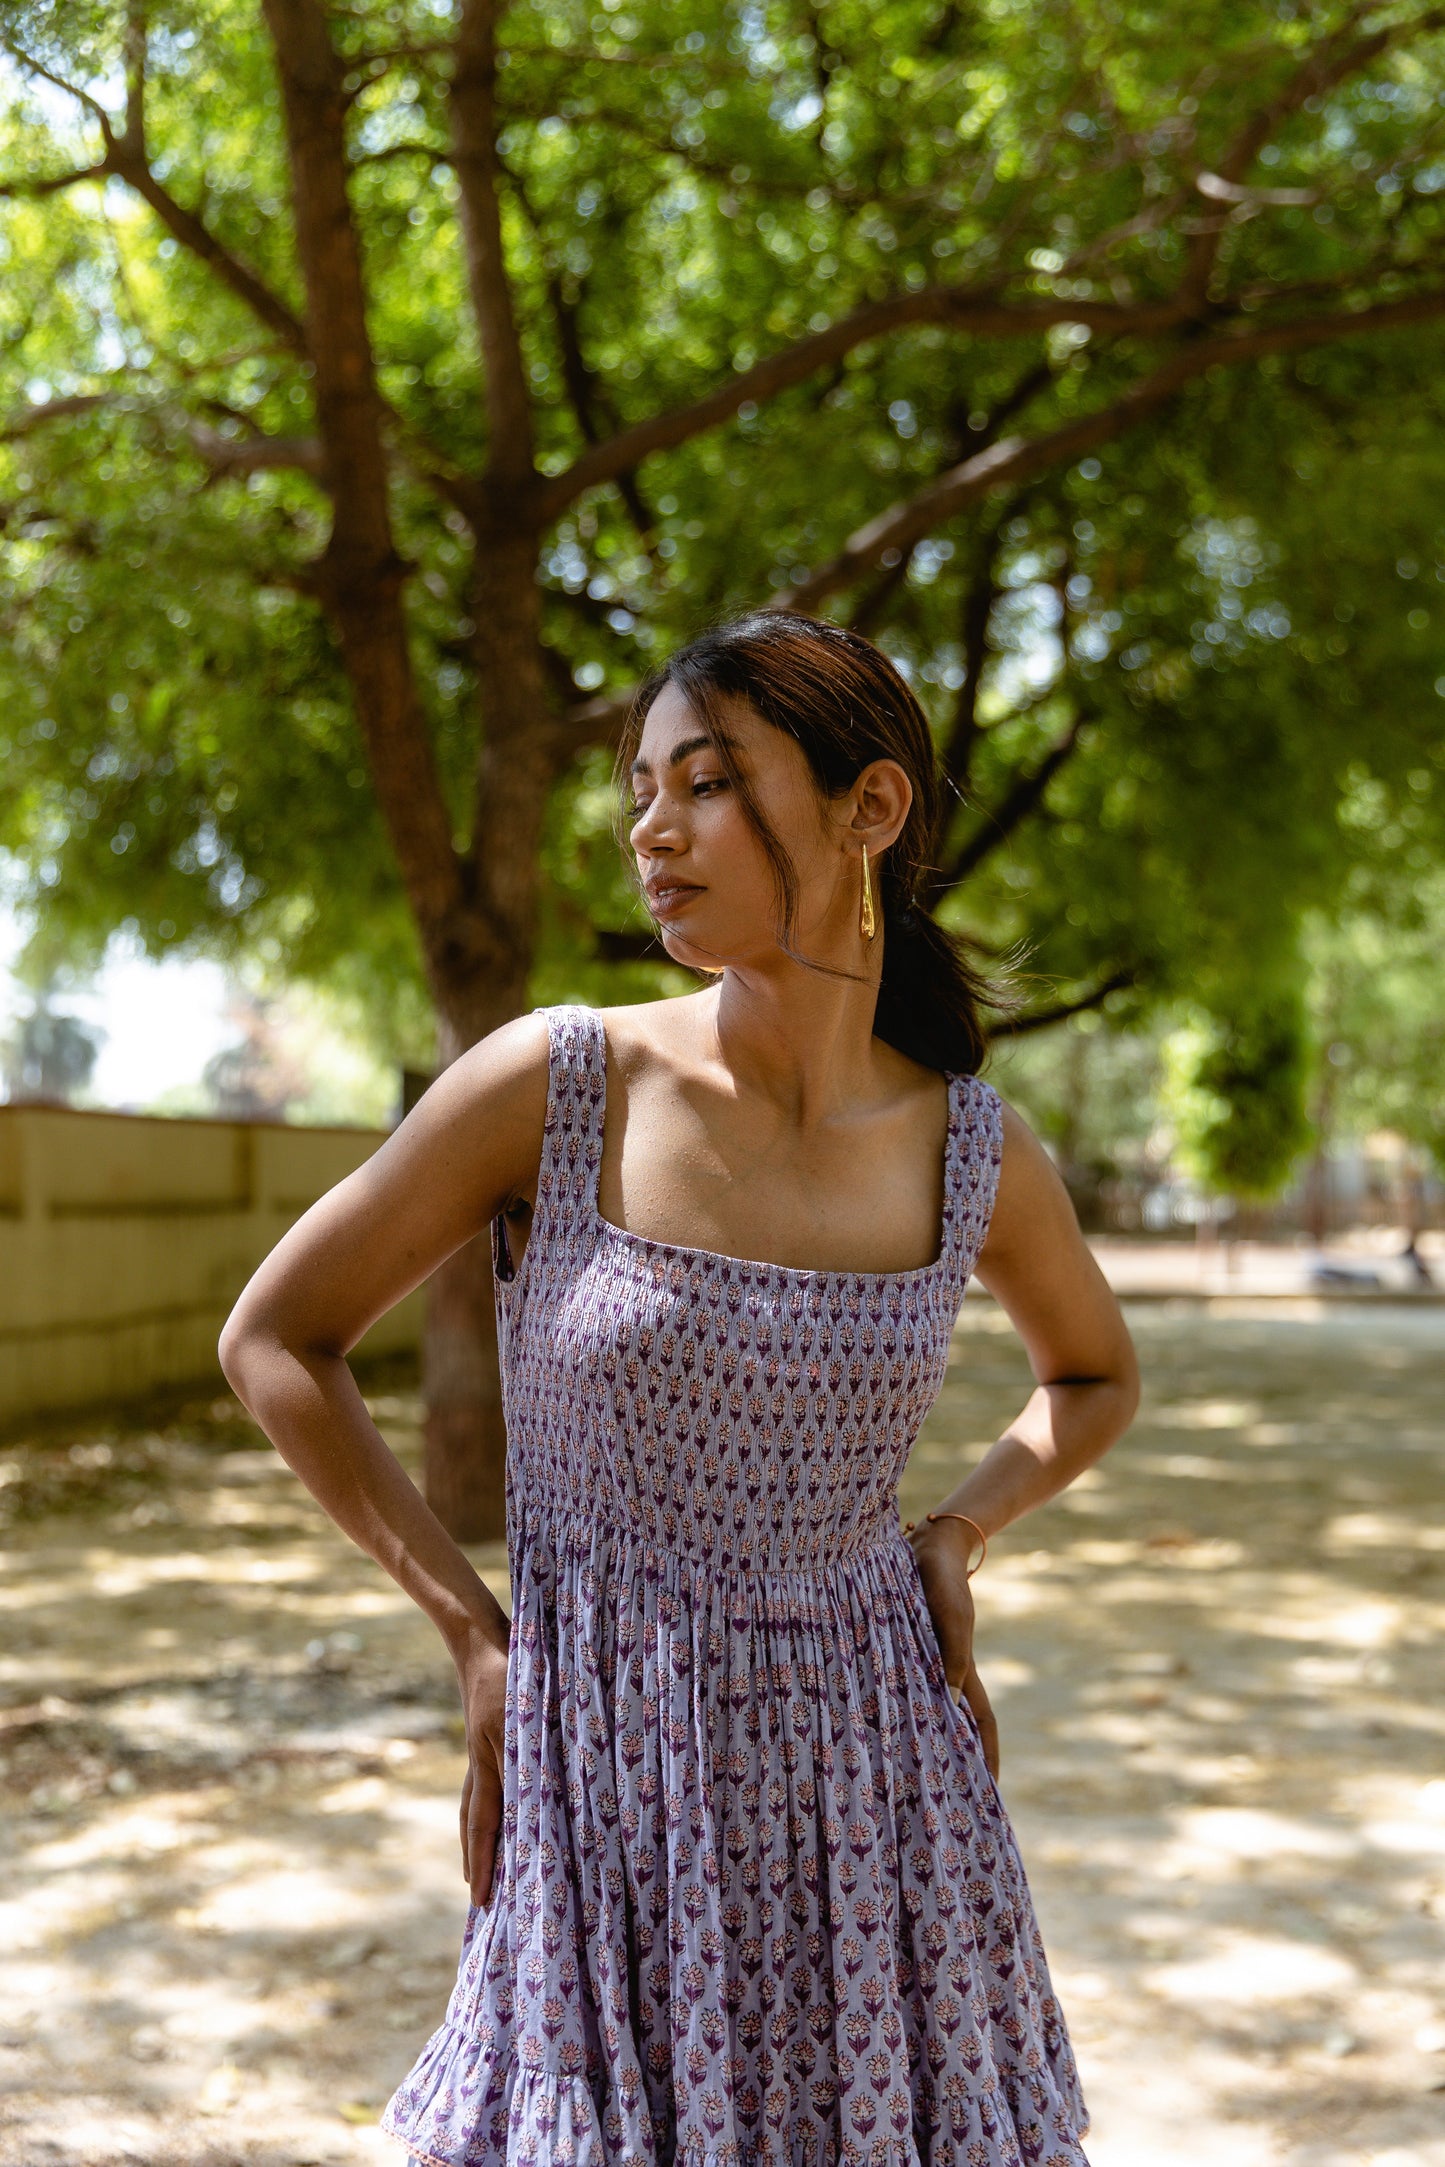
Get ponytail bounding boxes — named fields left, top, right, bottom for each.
left=873, top=900, right=1003, bottom=1076
left=614, top=609, right=1018, bottom=1076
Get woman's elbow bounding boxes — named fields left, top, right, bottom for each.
left=217, top=1305, right=260, bottom=1400
left=1111, top=1326, right=1142, bottom=1431
left=218, top=1297, right=345, bottom=1409
left=217, top=1292, right=288, bottom=1403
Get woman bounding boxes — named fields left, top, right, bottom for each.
left=219, top=608, right=1139, bottom=2167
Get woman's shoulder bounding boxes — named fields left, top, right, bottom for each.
left=584, top=993, right=713, bottom=1075
left=591, top=992, right=711, bottom=1034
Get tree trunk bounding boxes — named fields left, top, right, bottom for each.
left=1304, top=1060, right=1336, bottom=1246
left=415, top=945, right=533, bottom=1540
left=423, top=1232, right=505, bottom=1543
left=413, top=517, right=560, bottom=1541
left=261, top=0, right=542, bottom=1539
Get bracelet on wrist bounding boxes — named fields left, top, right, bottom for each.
left=900, top=1509, right=988, bottom=1576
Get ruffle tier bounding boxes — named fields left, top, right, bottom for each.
left=381, top=1489, right=1091, bottom=2167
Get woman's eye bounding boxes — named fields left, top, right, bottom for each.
left=626, top=779, right=724, bottom=819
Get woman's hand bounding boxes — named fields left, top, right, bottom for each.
left=456, top=1635, right=510, bottom=1906
left=906, top=1523, right=1001, bottom=1780
left=214, top=1008, right=553, bottom=1910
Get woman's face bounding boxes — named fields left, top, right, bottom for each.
left=626, top=681, right=895, bottom=973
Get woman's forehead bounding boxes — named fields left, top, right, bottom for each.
left=638, top=682, right=771, bottom=757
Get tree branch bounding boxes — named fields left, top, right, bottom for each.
left=1, top=394, right=112, bottom=443
left=939, top=505, right=1014, bottom=799
left=773, top=287, right=1445, bottom=614
left=991, top=967, right=1136, bottom=1037
left=185, top=423, right=323, bottom=477
left=535, top=285, right=1197, bottom=521
left=0, top=389, right=322, bottom=477
left=944, top=711, right=1087, bottom=886
left=260, top=0, right=464, bottom=953
left=1181, top=11, right=1397, bottom=304
left=549, top=681, right=639, bottom=759
left=450, top=0, right=536, bottom=489
left=2, top=29, right=474, bottom=513
left=531, top=7, right=1445, bottom=522
left=117, top=145, right=471, bottom=508
left=348, top=139, right=451, bottom=169
left=845, top=544, right=917, bottom=635
left=556, top=285, right=1445, bottom=753
left=123, top=3, right=147, bottom=145
left=853, top=377, right=1053, bottom=722
left=1, top=39, right=118, bottom=135
left=4, top=34, right=310, bottom=353
left=0, top=161, right=111, bottom=201
left=501, top=151, right=658, bottom=550
left=548, top=267, right=655, bottom=542
left=110, top=146, right=309, bottom=352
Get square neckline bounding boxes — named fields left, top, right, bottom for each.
left=582, top=1006, right=963, bottom=1287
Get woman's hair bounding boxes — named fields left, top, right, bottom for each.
left=610, top=607, right=1013, bottom=1076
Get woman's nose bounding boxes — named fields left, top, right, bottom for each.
left=632, top=798, right=677, bottom=848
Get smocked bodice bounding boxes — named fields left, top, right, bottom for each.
left=489, top=1003, right=1003, bottom=1575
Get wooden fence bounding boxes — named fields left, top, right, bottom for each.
left=0, top=1103, right=420, bottom=1428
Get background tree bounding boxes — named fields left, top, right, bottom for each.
left=0, top=968, right=104, bottom=1103
left=1303, top=877, right=1445, bottom=1184
left=3, top=0, right=1445, bottom=1533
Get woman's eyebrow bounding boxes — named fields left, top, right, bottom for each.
left=629, top=733, right=714, bottom=778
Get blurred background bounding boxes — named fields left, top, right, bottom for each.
left=2, top=2, right=1442, bottom=2163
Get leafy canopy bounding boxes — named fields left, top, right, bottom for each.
left=1, top=0, right=1443, bottom=1175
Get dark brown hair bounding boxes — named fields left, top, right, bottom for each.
left=610, top=608, right=1009, bottom=1076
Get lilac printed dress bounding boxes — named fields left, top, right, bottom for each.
left=382, top=1003, right=1091, bottom=2167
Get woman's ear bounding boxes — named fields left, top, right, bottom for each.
left=849, top=756, right=913, bottom=853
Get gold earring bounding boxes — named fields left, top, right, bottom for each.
left=860, top=842, right=877, bottom=941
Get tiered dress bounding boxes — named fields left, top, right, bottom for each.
left=382, top=1002, right=1091, bottom=2167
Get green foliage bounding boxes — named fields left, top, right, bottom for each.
left=1303, top=881, right=1445, bottom=1171
left=1, top=0, right=1444, bottom=1125
left=989, top=1015, right=1165, bottom=1177
left=1163, top=987, right=1314, bottom=1198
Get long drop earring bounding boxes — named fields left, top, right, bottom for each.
left=860, top=842, right=877, bottom=941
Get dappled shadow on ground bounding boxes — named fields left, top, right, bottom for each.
left=0, top=1308, right=1441, bottom=2166
left=919, top=1299, right=1445, bottom=2167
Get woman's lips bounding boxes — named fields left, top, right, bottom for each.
left=649, top=884, right=703, bottom=915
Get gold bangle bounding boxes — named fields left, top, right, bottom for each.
left=900, top=1510, right=988, bottom=1576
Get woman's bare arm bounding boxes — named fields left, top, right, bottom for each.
left=905, top=1095, right=1140, bottom=1772
left=936, top=1095, right=1141, bottom=1544
left=215, top=1007, right=552, bottom=1665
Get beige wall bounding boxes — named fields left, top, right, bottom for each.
left=0, top=1103, right=421, bottom=1427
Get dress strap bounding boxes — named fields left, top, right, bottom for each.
left=490, top=1002, right=606, bottom=1301
left=952, top=1071, right=1005, bottom=1284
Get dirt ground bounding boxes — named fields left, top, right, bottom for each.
left=1, top=1298, right=1442, bottom=2167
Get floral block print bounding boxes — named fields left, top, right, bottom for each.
left=382, top=1002, right=1091, bottom=2167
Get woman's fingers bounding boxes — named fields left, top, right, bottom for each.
left=459, top=1759, right=474, bottom=1885
left=959, top=1660, right=1001, bottom=1780
left=454, top=1638, right=511, bottom=1903
left=466, top=1749, right=502, bottom=1906
left=907, top=1531, right=996, bottom=1775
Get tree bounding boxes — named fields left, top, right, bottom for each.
left=200, top=984, right=315, bottom=1117
left=0, top=969, right=104, bottom=1102
left=1303, top=877, right=1445, bottom=1176
left=1163, top=987, right=1315, bottom=1198
left=989, top=1012, right=1167, bottom=1228
left=3, top=0, right=1445, bottom=1532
